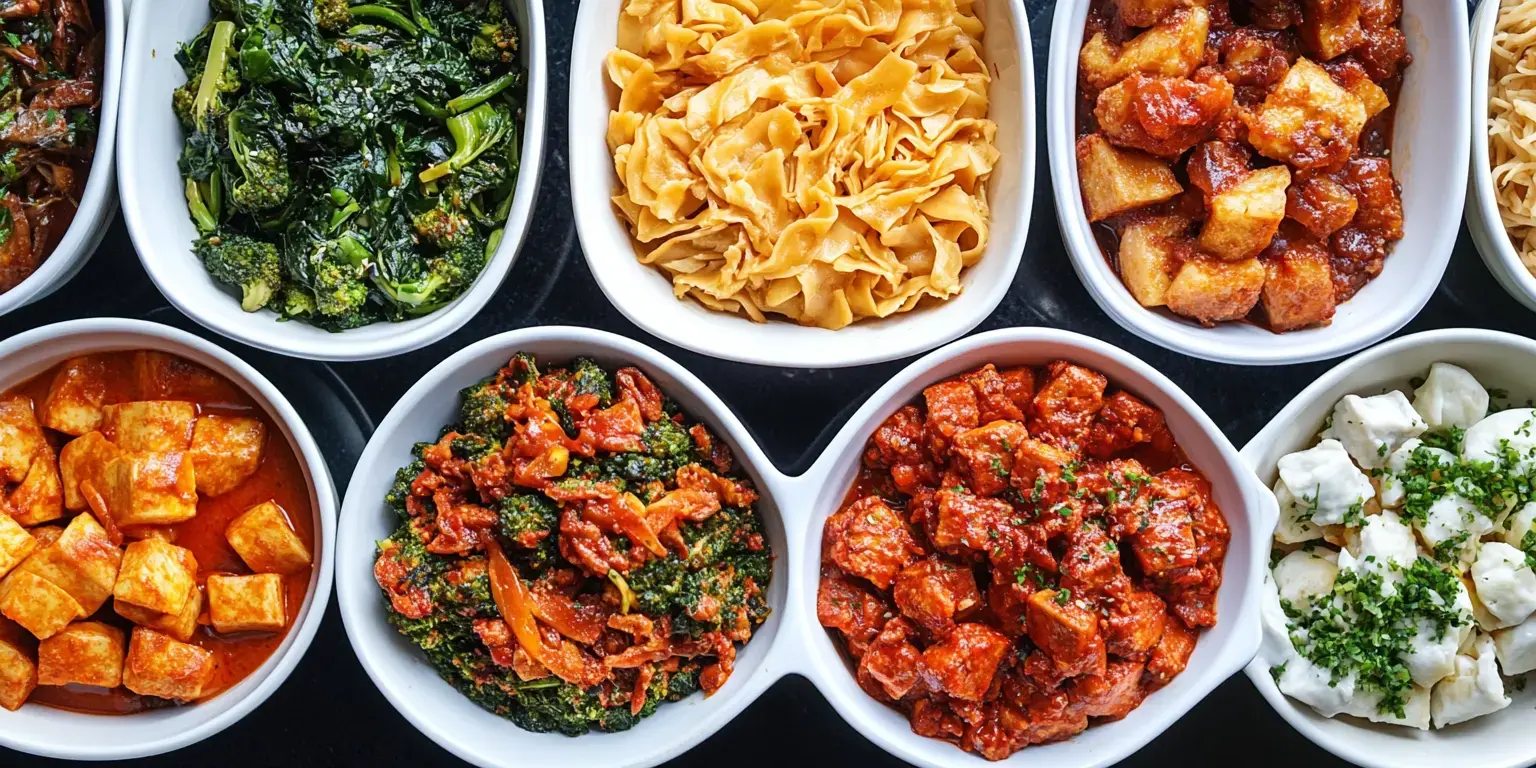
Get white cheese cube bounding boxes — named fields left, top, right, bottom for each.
left=1463, top=408, right=1536, bottom=475
left=1493, top=615, right=1536, bottom=675
left=1272, top=480, right=1323, bottom=544
left=1377, top=439, right=1455, bottom=509
left=1432, top=634, right=1511, bottom=728
left=1277, top=654, right=1357, bottom=719
left=1413, top=363, right=1490, bottom=431
left=1328, top=392, right=1427, bottom=469
left=1471, top=542, right=1536, bottom=627
left=1276, top=439, right=1375, bottom=527
left=1415, top=494, right=1492, bottom=568
left=1273, top=549, right=1339, bottom=612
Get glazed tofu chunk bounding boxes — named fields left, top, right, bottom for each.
left=1117, top=215, right=1189, bottom=307
left=1094, top=72, right=1234, bottom=159
left=1298, top=0, right=1365, bottom=60
left=189, top=415, right=266, bottom=496
left=1076, top=135, right=1183, bottom=222
left=36, top=621, right=125, bottom=688
left=133, top=351, right=242, bottom=403
left=39, top=356, right=109, bottom=436
left=122, top=627, right=215, bottom=702
left=1246, top=59, right=1367, bottom=171
left=0, top=636, right=35, bottom=710
left=102, top=452, right=198, bottom=527
left=116, top=581, right=201, bottom=643
left=1286, top=175, right=1358, bottom=239
left=824, top=496, right=923, bottom=589
left=103, top=401, right=196, bottom=453
left=0, top=571, right=83, bottom=639
left=113, top=540, right=198, bottom=616
left=1080, top=7, right=1209, bottom=89
left=0, top=395, right=47, bottom=483
left=949, top=422, right=1030, bottom=497
left=58, top=431, right=122, bottom=512
left=16, top=512, right=122, bottom=614
left=1164, top=257, right=1266, bottom=324
left=1197, top=165, right=1290, bottom=261
left=226, top=501, right=311, bottom=575
left=9, top=448, right=64, bottom=526
left=0, top=513, right=35, bottom=579
left=1262, top=238, right=1337, bottom=331
left=207, top=573, right=286, bottom=634
left=1026, top=589, right=1108, bottom=679
left=1113, top=0, right=1199, bottom=27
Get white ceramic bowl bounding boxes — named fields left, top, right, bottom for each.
left=0, top=0, right=123, bottom=318
left=337, top=326, right=1274, bottom=768
left=1046, top=1, right=1469, bottom=366
left=116, top=0, right=547, bottom=362
left=566, top=0, right=1035, bottom=369
left=1467, top=0, right=1536, bottom=314
left=1241, top=328, right=1536, bottom=768
left=0, top=318, right=337, bottom=761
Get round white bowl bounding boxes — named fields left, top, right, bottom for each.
left=1046, top=1, right=1469, bottom=366
left=566, top=0, right=1035, bottom=369
left=116, top=0, right=547, bottom=362
left=337, top=325, right=1274, bottom=768
left=1467, top=0, right=1536, bottom=314
left=0, top=0, right=123, bottom=318
left=1241, top=328, right=1536, bottom=768
left=0, top=318, right=337, bottom=761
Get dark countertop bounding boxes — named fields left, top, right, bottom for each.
left=0, top=0, right=1508, bottom=765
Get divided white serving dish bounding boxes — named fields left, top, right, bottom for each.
left=0, top=0, right=123, bottom=318
left=1046, top=0, right=1469, bottom=365
left=0, top=318, right=337, bottom=761
left=1242, top=328, right=1536, bottom=768
left=566, top=0, right=1035, bottom=369
left=115, top=0, right=547, bottom=362
left=336, top=325, right=1275, bottom=768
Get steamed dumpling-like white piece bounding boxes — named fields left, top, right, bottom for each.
left=1401, top=576, right=1474, bottom=688
left=1432, top=634, right=1511, bottom=728
left=1377, top=439, right=1455, bottom=509
left=1348, top=511, right=1420, bottom=590
left=1502, top=502, right=1536, bottom=549
left=1276, top=439, right=1375, bottom=527
left=1345, top=684, right=1432, bottom=730
left=1493, top=614, right=1536, bottom=675
left=1328, top=392, right=1428, bottom=470
left=1471, top=542, right=1536, bottom=627
left=1277, top=654, right=1357, bottom=719
left=1415, top=493, right=1492, bottom=568
left=1463, top=408, right=1536, bottom=475
left=1413, top=363, right=1490, bottom=431
left=1273, top=549, right=1339, bottom=612
left=1272, top=480, right=1324, bottom=544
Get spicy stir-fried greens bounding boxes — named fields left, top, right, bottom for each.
left=175, top=0, right=523, bottom=330
left=0, top=0, right=102, bottom=294
left=374, top=354, right=773, bottom=735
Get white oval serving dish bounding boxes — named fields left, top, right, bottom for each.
left=566, top=0, right=1035, bottom=369
left=1046, top=0, right=1469, bottom=366
left=0, top=317, right=337, bottom=761
left=1467, top=0, right=1536, bottom=314
left=336, top=325, right=1275, bottom=768
left=115, top=0, right=547, bottom=362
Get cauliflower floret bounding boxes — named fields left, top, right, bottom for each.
left=1276, top=439, right=1375, bottom=527
left=1412, top=363, right=1490, bottom=431
left=1431, top=633, right=1511, bottom=728
left=1325, top=391, right=1427, bottom=470
left=1471, top=542, right=1536, bottom=627
left=1377, top=439, right=1455, bottom=509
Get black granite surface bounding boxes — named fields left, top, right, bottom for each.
left=0, top=0, right=1511, bottom=765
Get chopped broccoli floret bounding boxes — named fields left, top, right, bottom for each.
left=469, top=2, right=517, bottom=63
left=385, top=457, right=426, bottom=520
left=226, top=96, right=291, bottom=212
left=458, top=374, right=510, bottom=439
left=498, top=493, right=560, bottom=570
left=278, top=283, right=317, bottom=319
left=642, top=419, right=697, bottom=476
left=195, top=233, right=281, bottom=312
left=313, top=0, right=350, bottom=30
left=412, top=205, right=472, bottom=248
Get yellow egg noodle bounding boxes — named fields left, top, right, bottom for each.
left=1491, top=0, right=1536, bottom=273
left=605, top=0, right=999, bottom=330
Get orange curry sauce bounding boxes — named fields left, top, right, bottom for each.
left=0, top=351, right=314, bottom=714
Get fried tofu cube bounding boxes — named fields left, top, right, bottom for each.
left=950, top=422, right=1031, bottom=497
left=0, top=571, right=83, bottom=639
left=1080, top=7, right=1210, bottom=89
left=0, top=513, right=34, bottom=579
left=1198, top=165, right=1290, bottom=261
left=189, top=415, right=266, bottom=496
left=1246, top=58, right=1367, bottom=171
left=39, top=357, right=109, bottom=436
left=116, top=581, right=201, bottom=643
left=1027, top=589, right=1108, bottom=678
left=1326, top=59, right=1390, bottom=118
left=1165, top=257, right=1267, bottom=324
left=36, top=621, right=124, bottom=688
left=9, top=448, right=64, bottom=527
left=113, top=540, right=198, bottom=616
left=1113, top=0, right=1199, bottom=27
left=16, top=512, right=122, bottom=614
left=1263, top=238, right=1338, bottom=331
left=1076, top=135, right=1183, bottom=222
left=1118, top=215, right=1189, bottom=307
left=226, top=501, right=311, bottom=575
left=132, top=351, right=242, bottom=403
left=102, top=452, right=198, bottom=527
left=58, top=431, right=122, bottom=512
left=0, top=396, right=47, bottom=483
left=1299, top=0, right=1365, bottom=60
left=103, top=401, right=196, bottom=453
left=207, top=573, right=286, bottom=634
left=1286, top=175, right=1358, bottom=238
left=0, top=636, right=35, bottom=710
left=122, top=627, right=215, bottom=702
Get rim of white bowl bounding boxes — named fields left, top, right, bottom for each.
left=116, top=0, right=547, bottom=362
left=1467, top=0, right=1536, bottom=313
left=0, top=317, right=337, bottom=761
left=1045, top=0, right=1469, bottom=366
